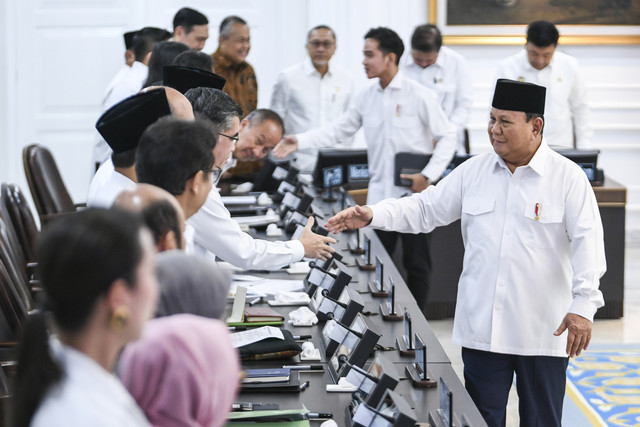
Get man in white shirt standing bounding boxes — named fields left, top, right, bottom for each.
left=270, top=25, right=355, bottom=171
left=401, top=24, right=473, bottom=154
left=494, top=20, right=593, bottom=149
left=172, top=7, right=209, bottom=51
left=274, top=27, right=456, bottom=310
left=92, top=28, right=171, bottom=169
left=327, top=79, right=605, bottom=427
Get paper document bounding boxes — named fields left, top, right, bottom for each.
left=245, top=279, right=304, bottom=295
left=231, top=326, right=284, bottom=348
left=221, top=195, right=257, bottom=205
left=232, top=212, right=279, bottom=227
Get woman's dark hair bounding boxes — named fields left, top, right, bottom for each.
left=12, top=208, right=145, bottom=427
left=142, top=41, right=190, bottom=88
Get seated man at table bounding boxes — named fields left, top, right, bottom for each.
left=135, top=116, right=217, bottom=252
left=114, top=183, right=186, bottom=252
left=185, top=87, right=337, bottom=268
left=88, top=86, right=194, bottom=208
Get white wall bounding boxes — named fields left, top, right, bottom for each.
left=1, top=0, right=639, bottom=242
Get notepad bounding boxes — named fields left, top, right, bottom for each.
left=244, top=306, right=285, bottom=323
left=240, top=370, right=301, bottom=392
left=242, top=368, right=291, bottom=383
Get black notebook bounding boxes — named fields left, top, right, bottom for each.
left=394, top=152, right=431, bottom=187
left=240, top=370, right=301, bottom=393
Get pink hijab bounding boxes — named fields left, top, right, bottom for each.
left=119, top=314, right=240, bottom=427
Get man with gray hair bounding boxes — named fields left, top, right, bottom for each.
left=211, top=16, right=256, bottom=116
left=271, top=25, right=355, bottom=172
left=185, top=87, right=337, bottom=269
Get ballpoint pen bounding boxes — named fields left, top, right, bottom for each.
left=248, top=297, right=262, bottom=306
left=308, top=412, right=333, bottom=419
left=282, top=364, right=323, bottom=371
left=292, top=335, right=312, bottom=340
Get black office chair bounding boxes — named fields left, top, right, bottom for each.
left=22, top=144, right=84, bottom=225
left=0, top=184, right=39, bottom=265
left=0, top=217, right=35, bottom=316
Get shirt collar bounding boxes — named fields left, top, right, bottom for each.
left=433, top=48, right=446, bottom=68
left=527, top=137, right=550, bottom=176
left=492, top=137, right=549, bottom=176
left=131, top=61, right=148, bottom=71
left=303, top=57, right=332, bottom=77
left=384, top=70, right=405, bottom=91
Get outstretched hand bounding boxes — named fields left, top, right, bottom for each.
left=298, top=216, right=337, bottom=260
left=554, top=313, right=592, bottom=358
left=273, top=135, right=298, bottom=158
left=325, top=205, right=373, bottom=234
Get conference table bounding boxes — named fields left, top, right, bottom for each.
left=227, top=187, right=487, bottom=426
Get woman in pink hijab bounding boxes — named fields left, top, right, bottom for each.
left=119, top=314, right=240, bottom=427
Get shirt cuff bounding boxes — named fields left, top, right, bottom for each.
left=368, top=204, right=388, bottom=229
left=288, top=239, right=305, bottom=261
left=296, top=133, right=311, bottom=151
left=568, top=297, right=600, bottom=322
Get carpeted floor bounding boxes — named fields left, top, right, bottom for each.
left=565, top=345, right=640, bottom=427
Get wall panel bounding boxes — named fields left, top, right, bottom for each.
left=1, top=0, right=638, bottom=242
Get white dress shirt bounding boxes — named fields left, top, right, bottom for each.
left=271, top=58, right=355, bottom=172
left=187, top=188, right=305, bottom=270
left=297, top=71, right=457, bottom=204
left=87, top=159, right=136, bottom=208
left=494, top=49, right=593, bottom=149
left=32, top=338, right=150, bottom=427
left=92, top=61, right=148, bottom=166
left=369, top=139, right=605, bottom=356
left=401, top=46, right=473, bottom=153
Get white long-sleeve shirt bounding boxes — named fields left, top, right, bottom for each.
left=92, top=62, right=148, bottom=166
left=187, top=188, right=304, bottom=270
left=494, top=49, right=593, bottom=149
left=401, top=46, right=473, bottom=153
left=369, top=139, right=605, bottom=357
left=271, top=58, right=355, bottom=172
left=32, top=338, right=150, bottom=427
left=297, top=71, right=457, bottom=204
left=86, top=159, right=136, bottom=208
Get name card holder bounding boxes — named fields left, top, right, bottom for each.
left=379, top=279, right=402, bottom=321
left=396, top=308, right=414, bottom=357
left=368, top=256, right=388, bottom=297
left=405, top=333, right=436, bottom=388
left=356, top=236, right=375, bottom=271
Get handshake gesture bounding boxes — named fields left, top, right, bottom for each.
left=325, top=205, right=373, bottom=234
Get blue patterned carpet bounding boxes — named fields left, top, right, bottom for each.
left=566, top=346, right=640, bottom=426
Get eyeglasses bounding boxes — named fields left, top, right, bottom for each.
left=218, top=132, right=239, bottom=145
left=308, top=40, right=335, bottom=49
left=201, top=166, right=223, bottom=183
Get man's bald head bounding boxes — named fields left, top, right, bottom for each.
left=145, top=86, right=194, bottom=120
left=114, top=183, right=186, bottom=251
